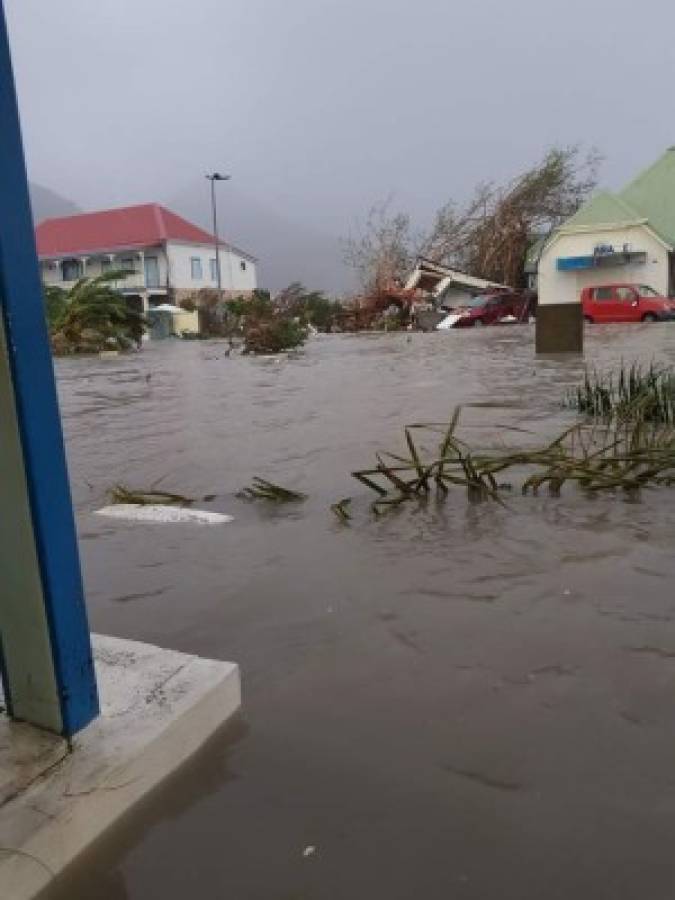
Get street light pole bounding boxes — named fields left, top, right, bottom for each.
left=206, top=172, right=230, bottom=297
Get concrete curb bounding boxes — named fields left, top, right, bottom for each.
left=0, top=634, right=241, bottom=899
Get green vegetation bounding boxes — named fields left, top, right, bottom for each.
left=238, top=477, right=307, bottom=502
left=567, top=362, right=675, bottom=424
left=330, top=498, right=353, bottom=522
left=108, top=485, right=195, bottom=506
left=239, top=284, right=344, bottom=353
left=352, top=408, right=675, bottom=513
left=274, top=282, right=343, bottom=331
left=233, top=288, right=306, bottom=353
left=46, top=271, right=146, bottom=354
left=243, top=317, right=307, bottom=354
left=183, top=283, right=342, bottom=350
left=44, top=286, right=69, bottom=331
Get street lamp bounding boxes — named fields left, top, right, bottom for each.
left=206, top=172, right=231, bottom=296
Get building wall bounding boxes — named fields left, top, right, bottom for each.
left=538, top=224, right=669, bottom=306
left=165, top=242, right=257, bottom=293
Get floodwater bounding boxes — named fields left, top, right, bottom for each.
left=45, top=327, right=675, bottom=900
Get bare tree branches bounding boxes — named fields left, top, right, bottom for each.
left=342, top=198, right=415, bottom=296
left=343, top=146, right=602, bottom=293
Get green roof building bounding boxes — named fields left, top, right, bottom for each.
left=536, top=149, right=675, bottom=352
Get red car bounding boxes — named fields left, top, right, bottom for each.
left=581, top=284, right=675, bottom=324
left=437, top=291, right=532, bottom=329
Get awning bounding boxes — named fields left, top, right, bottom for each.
left=556, top=250, right=647, bottom=271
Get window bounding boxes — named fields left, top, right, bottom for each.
left=594, top=287, right=614, bottom=301
left=191, top=257, right=203, bottom=280
left=210, top=258, right=219, bottom=282
left=101, top=258, right=112, bottom=273
left=121, top=257, right=136, bottom=274
left=62, top=259, right=81, bottom=281
left=616, top=287, right=636, bottom=302
left=240, top=260, right=247, bottom=271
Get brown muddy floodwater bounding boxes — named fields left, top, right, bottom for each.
left=45, top=326, right=675, bottom=900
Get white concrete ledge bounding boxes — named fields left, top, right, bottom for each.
left=0, top=634, right=241, bottom=900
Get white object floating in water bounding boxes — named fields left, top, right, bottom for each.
left=436, top=313, right=462, bottom=330
left=95, top=504, right=233, bottom=525
left=302, top=846, right=317, bottom=858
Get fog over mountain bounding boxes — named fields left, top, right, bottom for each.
left=29, top=183, right=79, bottom=223
left=166, top=180, right=354, bottom=295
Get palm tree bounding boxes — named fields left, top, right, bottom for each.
left=46, top=271, right=146, bottom=353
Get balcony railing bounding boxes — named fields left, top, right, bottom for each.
left=45, top=270, right=164, bottom=292
left=107, top=272, right=149, bottom=290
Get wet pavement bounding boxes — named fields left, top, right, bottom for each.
left=44, top=326, right=675, bottom=899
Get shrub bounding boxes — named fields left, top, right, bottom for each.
left=243, top=317, right=307, bottom=354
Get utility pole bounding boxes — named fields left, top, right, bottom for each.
left=206, top=172, right=231, bottom=297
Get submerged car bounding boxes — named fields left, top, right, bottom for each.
left=436, top=291, right=532, bottom=329
left=581, top=284, right=675, bottom=324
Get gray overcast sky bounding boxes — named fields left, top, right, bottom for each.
left=6, top=0, right=675, bottom=238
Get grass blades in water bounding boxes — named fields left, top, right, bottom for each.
left=351, top=408, right=675, bottom=513
left=108, top=485, right=195, bottom=507
left=238, top=477, right=307, bottom=503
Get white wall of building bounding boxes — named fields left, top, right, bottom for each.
left=538, top=224, right=669, bottom=306
left=165, top=242, right=257, bottom=293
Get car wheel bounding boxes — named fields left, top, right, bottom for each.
left=642, top=313, right=658, bottom=323
left=583, top=315, right=594, bottom=324
left=473, top=318, right=484, bottom=327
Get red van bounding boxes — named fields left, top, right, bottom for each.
left=581, top=284, right=675, bottom=324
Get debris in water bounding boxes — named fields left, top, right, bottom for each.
left=108, top=484, right=195, bottom=507
left=238, top=477, right=306, bottom=503
left=95, top=505, right=233, bottom=525
left=441, top=764, right=523, bottom=792
left=302, top=846, right=317, bottom=858
left=330, top=497, right=352, bottom=522
left=351, top=407, right=675, bottom=513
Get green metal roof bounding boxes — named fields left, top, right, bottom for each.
left=619, top=148, right=675, bottom=246
left=561, top=191, right=643, bottom=231
left=558, top=149, right=675, bottom=248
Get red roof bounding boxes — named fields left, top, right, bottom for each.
left=35, top=203, right=219, bottom=257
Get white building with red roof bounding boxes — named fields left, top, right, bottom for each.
left=36, top=203, right=257, bottom=310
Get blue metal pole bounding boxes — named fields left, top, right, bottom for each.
left=0, top=1, right=98, bottom=736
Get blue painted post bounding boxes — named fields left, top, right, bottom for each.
left=0, top=1, right=99, bottom=736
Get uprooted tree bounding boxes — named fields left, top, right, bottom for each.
left=343, top=145, right=601, bottom=293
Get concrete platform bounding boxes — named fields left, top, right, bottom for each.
left=0, top=634, right=241, bottom=900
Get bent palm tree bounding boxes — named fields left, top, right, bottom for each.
left=47, top=271, right=146, bottom=353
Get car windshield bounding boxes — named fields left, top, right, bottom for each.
left=638, top=285, right=659, bottom=297
left=468, top=296, right=489, bottom=308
